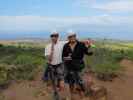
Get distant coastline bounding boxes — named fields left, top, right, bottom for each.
left=0, top=32, right=133, bottom=41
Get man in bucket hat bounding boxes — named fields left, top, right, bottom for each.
left=62, top=32, right=93, bottom=97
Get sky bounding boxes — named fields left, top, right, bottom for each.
left=0, top=0, right=133, bottom=40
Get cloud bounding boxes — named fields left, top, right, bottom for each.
left=0, top=15, right=133, bottom=33
left=75, top=0, right=133, bottom=13
left=93, top=1, right=133, bottom=13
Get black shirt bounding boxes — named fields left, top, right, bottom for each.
left=62, top=41, right=89, bottom=60
left=62, top=41, right=91, bottom=71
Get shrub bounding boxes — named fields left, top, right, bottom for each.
left=0, top=44, right=3, bottom=47
left=92, top=62, right=121, bottom=75
left=0, top=45, right=45, bottom=86
left=0, top=64, right=10, bottom=86
left=86, top=46, right=122, bottom=80
left=125, top=49, right=133, bottom=60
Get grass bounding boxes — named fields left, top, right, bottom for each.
left=85, top=40, right=133, bottom=80
left=0, top=40, right=133, bottom=85
left=0, top=44, right=46, bottom=86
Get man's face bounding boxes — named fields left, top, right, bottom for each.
left=68, top=35, right=76, bottom=43
left=50, top=34, right=59, bottom=43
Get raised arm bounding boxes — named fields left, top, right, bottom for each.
left=45, top=44, right=52, bottom=63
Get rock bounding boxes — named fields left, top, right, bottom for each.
left=90, top=85, right=108, bottom=100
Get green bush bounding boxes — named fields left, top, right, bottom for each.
left=12, top=54, right=44, bottom=80
left=86, top=47, right=122, bottom=77
left=111, top=50, right=125, bottom=62
left=0, top=44, right=3, bottom=47
left=0, top=64, right=10, bottom=86
left=92, top=61, right=121, bottom=75
left=125, top=49, right=133, bottom=60
left=0, top=45, right=45, bottom=86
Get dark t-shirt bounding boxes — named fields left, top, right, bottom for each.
left=62, top=41, right=90, bottom=71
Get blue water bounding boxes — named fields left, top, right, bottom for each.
left=0, top=31, right=133, bottom=40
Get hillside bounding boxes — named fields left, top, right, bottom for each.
left=0, top=40, right=133, bottom=100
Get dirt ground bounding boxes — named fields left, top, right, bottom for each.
left=94, top=59, right=133, bottom=100
left=0, top=59, right=133, bottom=100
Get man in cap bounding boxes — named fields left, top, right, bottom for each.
left=44, top=31, right=66, bottom=91
left=62, top=32, right=93, bottom=95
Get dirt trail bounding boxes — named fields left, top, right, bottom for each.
left=1, top=59, right=133, bottom=100
left=94, top=59, right=133, bottom=100
left=1, top=72, right=53, bottom=100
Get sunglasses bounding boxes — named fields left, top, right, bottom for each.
left=50, top=34, right=59, bottom=38
left=68, top=35, right=76, bottom=39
